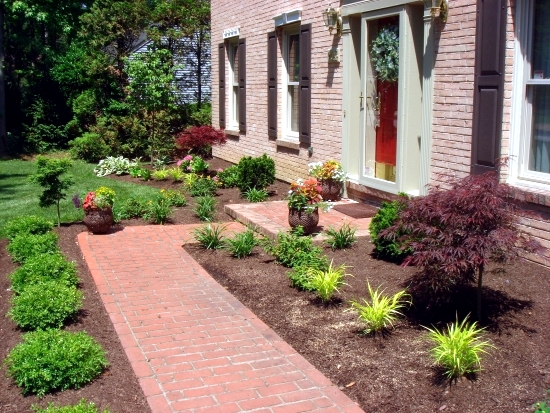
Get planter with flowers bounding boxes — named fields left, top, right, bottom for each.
left=78, top=187, right=116, bottom=233
left=308, top=160, right=348, bottom=201
left=287, top=177, right=331, bottom=234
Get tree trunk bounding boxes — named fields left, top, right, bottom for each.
left=0, top=3, right=8, bottom=158
left=477, top=264, right=484, bottom=321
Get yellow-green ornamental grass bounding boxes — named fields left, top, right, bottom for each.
left=424, top=316, right=494, bottom=379
left=307, top=261, right=351, bottom=302
left=349, top=283, right=411, bottom=335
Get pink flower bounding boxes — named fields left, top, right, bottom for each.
left=217, top=168, right=223, bottom=172
left=187, top=166, right=192, bottom=171
left=183, top=155, right=193, bottom=161
left=213, top=176, right=219, bottom=182
left=176, top=160, right=183, bottom=166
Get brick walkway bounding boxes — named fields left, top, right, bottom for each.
left=78, top=213, right=366, bottom=412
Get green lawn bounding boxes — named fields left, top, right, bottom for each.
left=0, top=158, right=161, bottom=234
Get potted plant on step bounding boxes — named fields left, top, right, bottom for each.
left=308, top=160, right=348, bottom=201
left=79, top=187, right=116, bottom=233
left=287, top=177, right=331, bottom=235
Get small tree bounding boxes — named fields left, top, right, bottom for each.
left=383, top=170, right=544, bottom=320
left=175, top=125, right=226, bottom=157
left=126, top=46, right=178, bottom=164
left=29, top=157, right=73, bottom=227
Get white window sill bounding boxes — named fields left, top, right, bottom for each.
left=509, top=178, right=550, bottom=207
left=275, top=139, right=300, bottom=150
left=225, top=129, right=240, bottom=137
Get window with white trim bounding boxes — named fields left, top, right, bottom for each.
left=513, top=0, right=550, bottom=185
left=283, top=28, right=300, bottom=139
left=228, top=40, right=239, bottom=129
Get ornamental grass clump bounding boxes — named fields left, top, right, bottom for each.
left=324, top=222, right=357, bottom=250
left=382, top=168, right=544, bottom=319
left=9, top=252, right=78, bottom=294
left=243, top=187, right=269, bottom=203
left=224, top=229, right=258, bottom=258
left=424, top=316, right=494, bottom=380
left=7, top=232, right=59, bottom=263
left=4, top=216, right=54, bottom=241
left=349, top=283, right=411, bottom=335
left=307, top=260, right=351, bottom=302
left=194, top=196, right=217, bottom=221
left=287, top=255, right=329, bottom=292
left=193, top=223, right=227, bottom=249
left=8, top=282, right=84, bottom=331
left=4, top=329, right=108, bottom=397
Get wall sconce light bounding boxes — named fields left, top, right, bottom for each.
left=322, top=6, right=342, bottom=36
left=423, top=0, right=448, bottom=23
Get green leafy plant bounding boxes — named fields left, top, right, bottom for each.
left=140, top=168, right=152, bottom=181
left=262, top=228, right=324, bottom=268
left=113, top=196, right=149, bottom=220
left=224, top=229, right=258, bottom=258
left=129, top=165, right=144, bottom=178
left=307, top=260, right=350, bottom=302
left=244, top=187, right=269, bottom=203
left=168, top=167, right=185, bottom=182
left=8, top=282, right=84, bottom=330
left=69, top=133, right=110, bottom=163
left=182, top=172, right=200, bottom=190
left=177, top=154, right=210, bottom=174
left=151, top=168, right=170, bottom=181
left=7, top=232, right=59, bottom=264
left=349, top=283, right=411, bottom=335
left=324, top=222, right=357, bottom=250
left=4, top=216, right=54, bottom=241
left=287, top=177, right=331, bottom=213
left=189, top=176, right=218, bottom=197
left=287, top=255, right=329, bottom=291
left=236, top=154, right=276, bottom=192
left=193, top=223, right=228, bottom=249
left=93, top=156, right=139, bottom=177
left=194, top=196, right=217, bottom=221
left=29, top=157, right=74, bottom=227
left=424, top=316, right=494, bottom=380
left=32, top=399, right=111, bottom=413
left=534, top=390, right=550, bottom=413
left=370, top=25, right=399, bottom=83
left=4, top=329, right=108, bottom=397
left=143, top=193, right=172, bottom=224
left=216, top=165, right=240, bottom=188
left=10, top=253, right=78, bottom=294
left=369, top=195, right=409, bottom=260
left=161, top=189, right=187, bottom=207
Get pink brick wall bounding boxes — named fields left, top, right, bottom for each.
left=211, top=0, right=344, bottom=183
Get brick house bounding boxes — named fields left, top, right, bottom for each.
left=211, top=0, right=550, bottom=264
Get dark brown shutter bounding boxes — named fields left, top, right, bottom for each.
left=299, top=24, right=312, bottom=144
left=268, top=31, right=277, bottom=138
left=471, top=0, right=507, bottom=174
left=218, top=43, right=226, bottom=129
left=238, top=38, right=246, bottom=133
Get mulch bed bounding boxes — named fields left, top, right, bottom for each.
left=1, top=157, right=549, bottom=412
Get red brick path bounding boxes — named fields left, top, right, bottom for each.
left=78, top=223, right=365, bottom=413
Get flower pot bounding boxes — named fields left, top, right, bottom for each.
left=288, top=207, right=319, bottom=235
left=320, top=179, right=342, bottom=201
left=83, top=207, right=113, bottom=234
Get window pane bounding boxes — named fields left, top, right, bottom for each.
left=233, top=86, right=239, bottom=123
left=233, top=45, right=239, bottom=84
left=532, top=0, right=550, bottom=79
left=529, top=86, right=550, bottom=173
left=289, top=85, right=299, bottom=132
left=288, top=34, right=300, bottom=82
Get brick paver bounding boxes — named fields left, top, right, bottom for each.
left=78, top=205, right=366, bottom=413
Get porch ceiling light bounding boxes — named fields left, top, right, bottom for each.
left=423, top=0, right=448, bottom=22
left=322, top=6, right=341, bottom=36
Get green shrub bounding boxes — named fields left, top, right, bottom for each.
left=5, top=329, right=109, bottom=396
left=69, top=133, right=110, bottom=163
left=189, top=176, right=218, bottom=197
left=168, top=167, right=185, bottom=182
left=236, top=154, right=276, bottom=192
left=32, top=399, right=111, bottom=413
left=262, top=228, right=323, bottom=268
left=162, top=189, right=187, bottom=207
left=369, top=195, right=409, bottom=260
left=308, top=261, right=350, bottom=302
left=113, top=196, right=149, bottom=220
left=243, top=187, right=269, bottom=203
left=189, top=103, right=212, bottom=126
left=324, top=222, right=357, bottom=250
left=193, top=196, right=217, bottom=221
left=217, top=165, right=240, bottom=188
left=193, top=224, right=227, bottom=249
left=7, top=232, right=59, bottom=263
left=534, top=391, right=550, bottom=413
left=287, top=255, right=329, bottom=291
left=424, top=316, right=494, bottom=380
left=151, top=168, right=170, bottom=181
left=4, top=216, right=54, bottom=241
left=349, top=283, right=411, bottom=335
left=10, top=253, right=78, bottom=294
left=8, top=282, right=84, bottom=330
left=224, top=229, right=258, bottom=258
left=143, top=193, right=172, bottom=224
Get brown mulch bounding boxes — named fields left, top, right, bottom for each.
left=1, top=157, right=549, bottom=412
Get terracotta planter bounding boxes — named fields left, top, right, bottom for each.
left=288, top=207, right=319, bottom=235
left=320, top=179, right=342, bottom=201
left=83, top=207, right=113, bottom=234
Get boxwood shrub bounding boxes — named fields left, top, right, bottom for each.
left=10, top=252, right=78, bottom=294
left=4, top=329, right=109, bottom=396
left=4, top=216, right=54, bottom=240
left=7, top=232, right=59, bottom=263
left=8, top=282, right=84, bottom=330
